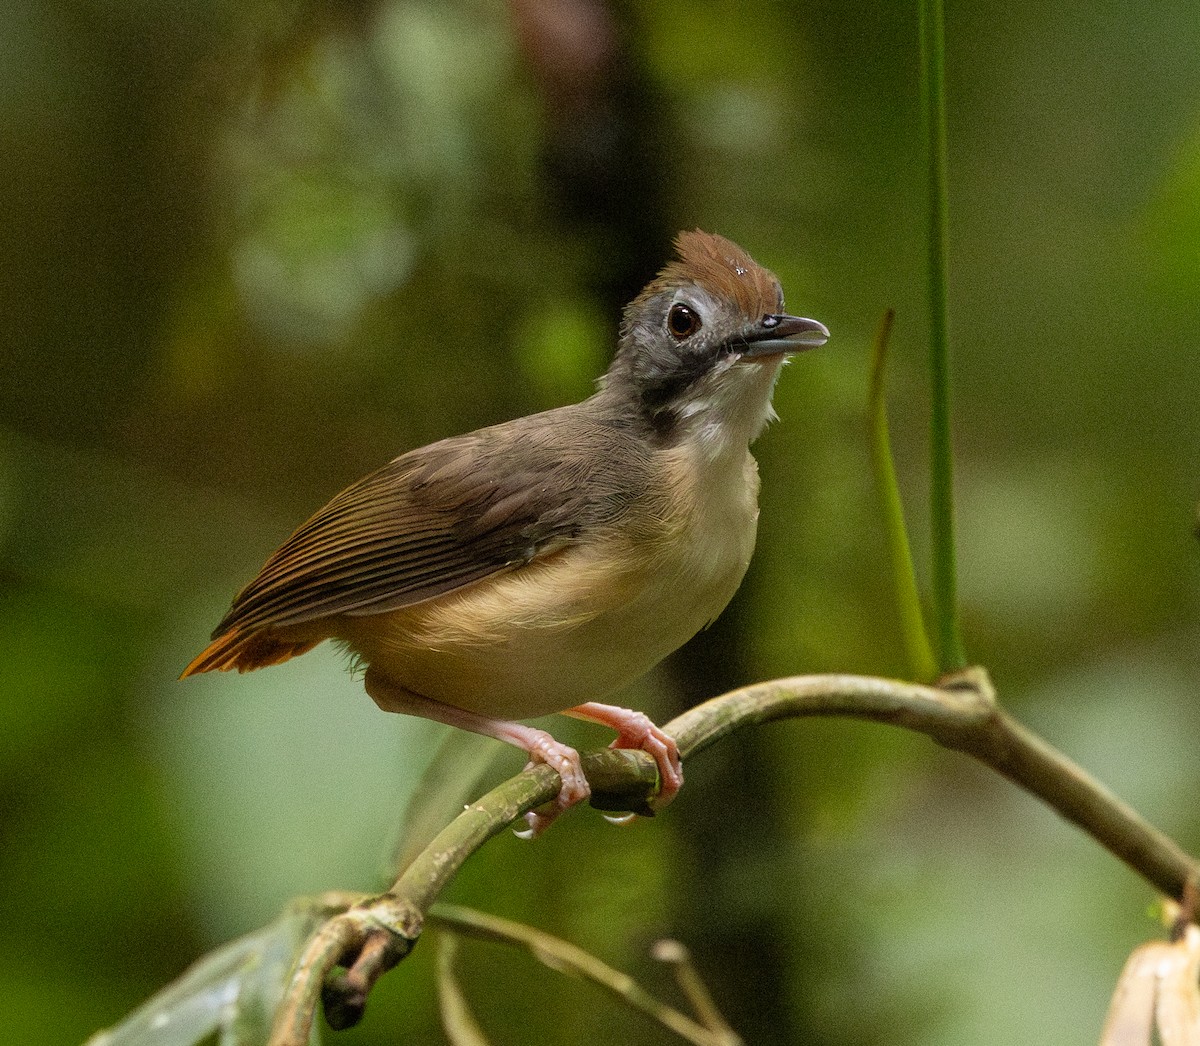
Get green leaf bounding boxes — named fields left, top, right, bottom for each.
left=867, top=310, right=937, bottom=682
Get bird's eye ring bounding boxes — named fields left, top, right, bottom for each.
left=667, top=303, right=701, bottom=340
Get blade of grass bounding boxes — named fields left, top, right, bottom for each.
left=868, top=310, right=937, bottom=681
left=918, top=0, right=967, bottom=671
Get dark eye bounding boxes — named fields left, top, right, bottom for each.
left=667, top=302, right=701, bottom=341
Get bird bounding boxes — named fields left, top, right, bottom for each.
left=182, top=230, right=829, bottom=834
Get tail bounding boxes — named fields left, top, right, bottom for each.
left=180, top=627, right=320, bottom=678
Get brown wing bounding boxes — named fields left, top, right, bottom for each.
left=182, top=406, right=649, bottom=674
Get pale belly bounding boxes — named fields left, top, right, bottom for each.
left=333, top=450, right=762, bottom=720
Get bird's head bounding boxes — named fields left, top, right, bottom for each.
left=602, top=230, right=829, bottom=453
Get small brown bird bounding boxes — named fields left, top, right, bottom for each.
left=183, top=231, right=828, bottom=833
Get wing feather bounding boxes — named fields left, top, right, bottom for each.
left=203, top=408, right=651, bottom=640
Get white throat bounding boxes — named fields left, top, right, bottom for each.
left=674, top=356, right=786, bottom=462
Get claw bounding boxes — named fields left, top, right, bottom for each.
left=566, top=703, right=683, bottom=812
left=511, top=731, right=591, bottom=838
left=608, top=714, right=683, bottom=808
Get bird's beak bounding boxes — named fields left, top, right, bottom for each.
left=735, top=314, right=830, bottom=360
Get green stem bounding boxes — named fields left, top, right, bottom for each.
left=868, top=309, right=937, bottom=681
left=919, top=0, right=966, bottom=670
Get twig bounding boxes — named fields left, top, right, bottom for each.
left=268, top=668, right=1200, bottom=1040
left=429, top=905, right=733, bottom=1046
left=651, top=939, right=741, bottom=1043
left=270, top=909, right=366, bottom=1046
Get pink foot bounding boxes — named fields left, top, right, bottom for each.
left=565, top=703, right=683, bottom=811
left=513, top=730, right=591, bottom=839
left=360, top=670, right=592, bottom=838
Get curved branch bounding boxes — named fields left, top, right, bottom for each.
left=268, top=668, right=1200, bottom=1044
left=667, top=668, right=1197, bottom=902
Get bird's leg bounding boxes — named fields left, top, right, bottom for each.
left=363, top=670, right=589, bottom=837
left=563, top=702, right=683, bottom=810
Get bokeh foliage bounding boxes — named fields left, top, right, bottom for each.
left=2, top=0, right=1199, bottom=1043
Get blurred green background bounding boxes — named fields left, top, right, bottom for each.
left=3, top=0, right=1199, bottom=1042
